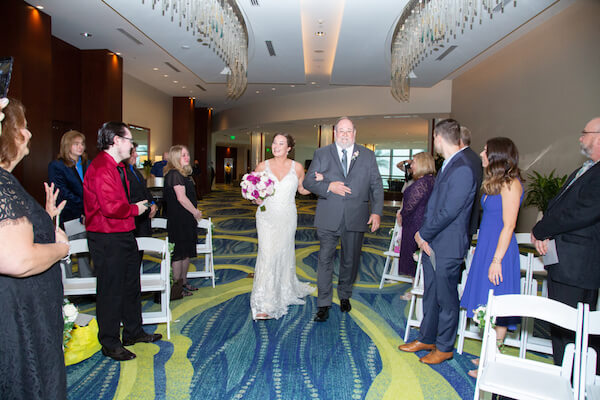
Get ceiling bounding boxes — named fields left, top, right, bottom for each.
left=26, top=0, right=565, bottom=147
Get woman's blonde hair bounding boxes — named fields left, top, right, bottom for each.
left=411, top=152, right=436, bottom=179
left=58, top=130, right=87, bottom=167
left=164, top=145, right=192, bottom=177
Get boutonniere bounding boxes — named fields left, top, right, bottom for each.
left=351, top=150, right=359, bottom=161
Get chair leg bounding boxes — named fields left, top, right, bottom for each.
left=210, top=253, right=215, bottom=288
left=457, top=309, right=467, bottom=354
left=404, top=295, right=417, bottom=342
left=379, top=256, right=391, bottom=289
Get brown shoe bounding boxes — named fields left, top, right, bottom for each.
left=398, top=340, right=436, bottom=352
left=419, top=349, right=453, bottom=364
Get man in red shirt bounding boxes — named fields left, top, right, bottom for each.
left=84, top=122, right=161, bottom=361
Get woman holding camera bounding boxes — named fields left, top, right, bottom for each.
left=395, top=152, right=436, bottom=283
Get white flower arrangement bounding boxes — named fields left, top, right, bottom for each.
left=351, top=150, right=360, bottom=161
left=240, top=171, right=276, bottom=211
left=472, top=305, right=495, bottom=331
left=63, top=299, right=78, bottom=350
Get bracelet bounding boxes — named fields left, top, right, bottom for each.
left=491, top=257, right=502, bottom=264
left=57, top=240, right=71, bottom=262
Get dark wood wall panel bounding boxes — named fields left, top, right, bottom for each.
left=172, top=97, right=194, bottom=152
left=52, top=37, right=81, bottom=125
left=194, top=107, right=211, bottom=193
left=81, top=50, right=123, bottom=159
left=0, top=0, right=52, bottom=202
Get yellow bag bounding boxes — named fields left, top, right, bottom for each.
left=64, top=318, right=102, bottom=366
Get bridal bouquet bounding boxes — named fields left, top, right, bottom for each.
left=63, top=299, right=79, bottom=350
left=241, top=171, right=275, bottom=212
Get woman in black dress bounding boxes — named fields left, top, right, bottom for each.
left=0, top=98, right=70, bottom=399
left=164, top=145, right=202, bottom=295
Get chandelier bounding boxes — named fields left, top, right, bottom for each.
left=390, top=0, right=517, bottom=102
left=147, top=0, right=248, bottom=99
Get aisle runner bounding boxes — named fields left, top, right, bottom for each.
left=66, top=186, right=489, bottom=399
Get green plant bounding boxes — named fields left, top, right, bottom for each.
left=524, top=170, right=567, bottom=213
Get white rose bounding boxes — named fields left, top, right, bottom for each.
left=265, top=185, right=275, bottom=195
left=256, top=181, right=267, bottom=191
left=63, top=303, right=78, bottom=323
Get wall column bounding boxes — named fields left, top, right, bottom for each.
left=249, top=131, right=265, bottom=169
left=318, top=124, right=334, bottom=147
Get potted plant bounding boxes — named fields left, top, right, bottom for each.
left=142, top=159, right=153, bottom=178
left=524, top=170, right=567, bottom=214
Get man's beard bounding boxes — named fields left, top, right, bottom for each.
left=336, top=140, right=354, bottom=150
left=580, top=142, right=592, bottom=158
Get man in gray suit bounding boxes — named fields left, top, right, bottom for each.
left=304, top=117, right=384, bottom=322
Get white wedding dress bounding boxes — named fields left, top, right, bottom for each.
left=250, top=160, right=315, bottom=320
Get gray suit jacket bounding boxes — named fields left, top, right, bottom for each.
left=304, top=144, right=384, bottom=232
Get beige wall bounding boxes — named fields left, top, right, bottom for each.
left=451, top=0, right=600, bottom=231
left=123, top=73, right=172, bottom=160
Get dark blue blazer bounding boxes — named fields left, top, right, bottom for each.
left=48, top=159, right=88, bottom=223
left=419, top=150, right=477, bottom=259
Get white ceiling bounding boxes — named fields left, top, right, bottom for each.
left=27, top=0, right=566, bottom=147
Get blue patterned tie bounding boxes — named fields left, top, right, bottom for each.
left=566, top=160, right=594, bottom=190
left=341, top=149, right=348, bottom=177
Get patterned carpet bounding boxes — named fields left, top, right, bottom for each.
left=65, top=185, right=546, bottom=399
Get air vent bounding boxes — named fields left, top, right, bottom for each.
left=196, top=84, right=206, bottom=92
left=116, top=28, right=143, bottom=45
left=265, top=40, right=276, bottom=56
left=436, top=45, right=457, bottom=61
left=250, top=0, right=259, bottom=5
left=164, top=62, right=180, bottom=73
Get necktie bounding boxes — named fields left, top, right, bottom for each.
left=129, top=164, right=141, bottom=184
left=566, top=160, right=594, bottom=191
left=117, top=166, right=130, bottom=200
left=341, top=149, right=348, bottom=177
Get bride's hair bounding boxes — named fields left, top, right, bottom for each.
left=273, top=133, right=295, bottom=150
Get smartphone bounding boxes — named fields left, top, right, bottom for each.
left=0, top=57, right=14, bottom=98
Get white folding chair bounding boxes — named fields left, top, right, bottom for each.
left=61, top=239, right=97, bottom=296
left=151, top=217, right=168, bottom=230
left=137, top=237, right=171, bottom=339
left=515, top=233, right=553, bottom=358
left=474, top=290, right=583, bottom=400
left=64, top=218, right=86, bottom=237
left=403, top=251, right=424, bottom=342
left=580, top=305, right=600, bottom=400
left=187, top=218, right=215, bottom=287
left=379, top=222, right=412, bottom=288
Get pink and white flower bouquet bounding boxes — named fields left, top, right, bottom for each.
left=240, top=171, right=275, bottom=211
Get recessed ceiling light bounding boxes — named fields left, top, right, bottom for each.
left=163, top=74, right=168, bottom=77
left=271, top=87, right=276, bottom=91
left=255, top=90, right=261, bottom=94
left=80, top=32, right=92, bottom=38
left=115, top=52, right=121, bottom=56
left=290, top=85, right=295, bottom=88
left=181, top=45, right=190, bottom=50
left=173, top=80, right=179, bottom=83
left=182, top=86, right=186, bottom=89
left=153, top=67, right=159, bottom=71
left=315, top=32, right=325, bottom=37
left=310, top=81, right=316, bottom=85
left=36, top=5, right=44, bottom=10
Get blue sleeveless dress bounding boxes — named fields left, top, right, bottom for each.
left=460, top=188, right=523, bottom=328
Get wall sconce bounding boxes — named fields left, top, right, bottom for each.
left=154, top=155, right=163, bottom=162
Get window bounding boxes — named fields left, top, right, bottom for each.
left=376, top=148, right=427, bottom=190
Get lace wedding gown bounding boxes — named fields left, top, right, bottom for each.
left=250, top=160, right=314, bottom=319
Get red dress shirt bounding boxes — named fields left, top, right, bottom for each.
left=84, top=151, right=139, bottom=233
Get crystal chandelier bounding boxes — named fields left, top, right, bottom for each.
left=390, top=0, right=517, bottom=102
left=146, top=0, right=248, bottom=99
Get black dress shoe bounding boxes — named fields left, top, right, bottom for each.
left=314, top=306, right=330, bottom=322
left=101, top=346, right=136, bottom=361
left=340, top=299, right=352, bottom=313
left=122, top=333, right=163, bottom=346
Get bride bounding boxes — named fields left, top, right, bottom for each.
left=251, top=133, right=316, bottom=320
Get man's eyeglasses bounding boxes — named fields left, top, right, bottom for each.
left=117, top=135, right=134, bottom=142
left=337, top=129, right=354, bottom=135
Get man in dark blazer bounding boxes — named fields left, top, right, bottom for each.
left=532, top=117, right=600, bottom=367
left=399, top=119, right=477, bottom=364
left=304, top=117, right=384, bottom=322
left=459, top=126, right=483, bottom=238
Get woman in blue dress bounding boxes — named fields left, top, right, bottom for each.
left=459, top=137, right=523, bottom=378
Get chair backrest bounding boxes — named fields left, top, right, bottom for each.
left=136, top=237, right=169, bottom=280
left=69, top=238, right=89, bottom=254
left=151, top=217, right=168, bottom=230
left=197, top=218, right=213, bottom=251
left=64, top=219, right=86, bottom=237
left=515, top=232, right=532, bottom=245
left=387, top=222, right=401, bottom=253
left=581, top=306, right=600, bottom=398
left=481, top=289, right=583, bottom=397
